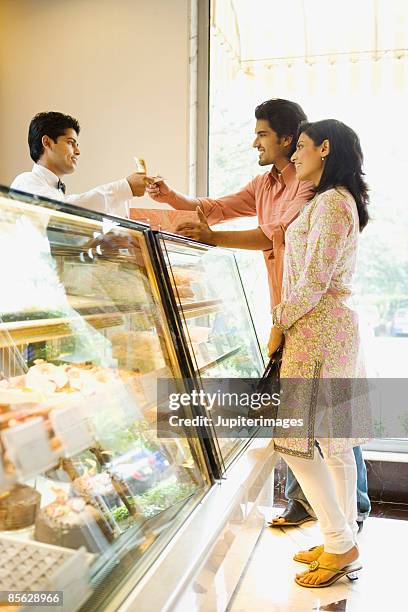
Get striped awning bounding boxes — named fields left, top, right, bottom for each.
left=212, top=0, right=408, bottom=67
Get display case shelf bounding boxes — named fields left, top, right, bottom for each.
left=0, top=313, right=126, bottom=347
left=0, top=295, right=156, bottom=348
left=177, top=298, right=222, bottom=319
left=198, top=346, right=242, bottom=374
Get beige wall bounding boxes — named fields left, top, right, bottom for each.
left=0, top=0, right=190, bottom=207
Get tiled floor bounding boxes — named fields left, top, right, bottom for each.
left=228, top=511, right=407, bottom=612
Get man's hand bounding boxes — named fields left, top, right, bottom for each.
left=126, top=173, right=154, bottom=197
left=176, top=207, right=215, bottom=244
left=145, top=178, right=172, bottom=203
left=268, top=326, right=284, bottom=358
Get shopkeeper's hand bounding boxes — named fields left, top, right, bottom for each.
left=268, top=326, right=284, bottom=358
left=145, top=178, right=172, bottom=203
left=176, top=207, right=215, bottom=245
left=126, top=172, right=154, bottom=197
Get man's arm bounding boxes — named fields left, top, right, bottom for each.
left=211, top=227, right=273, bottom=249
left=178, top=208, right=273, bottom=250
left=11, top=171, right=150, bottom=216
left=146, top=178, right=258, bottom=223
left=176, top=181, right=314, bottom=252
left=146, top=180, right=199, bottom=211
left=147, top=179, right=270, bottom=249
left=65, top=173, right=150, bottom=216
left=65, top=179, right=132, bottom=215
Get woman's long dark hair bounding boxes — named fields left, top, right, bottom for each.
left=299, top=119, right=370, bottom=231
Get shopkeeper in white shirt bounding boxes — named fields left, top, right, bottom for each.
left=11, top=111, right=151, bottom=217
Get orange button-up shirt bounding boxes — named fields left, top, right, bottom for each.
left=197, top=164, right=314, bottom=308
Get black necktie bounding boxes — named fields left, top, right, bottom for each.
left=57, top=179, right=66, bottom=194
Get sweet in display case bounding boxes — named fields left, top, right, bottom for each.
left=0, top=186, right=264, bottom=610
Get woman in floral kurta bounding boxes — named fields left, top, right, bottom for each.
left=267, top=119, right=370, bottom=588
left=273, top=187, right=368, bottom=458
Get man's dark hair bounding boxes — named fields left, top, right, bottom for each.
left=28, top=112, right=80, bottom=162
left=300, top=119, right=370, bottom=231
left=255, top=99, right=307, bottom=157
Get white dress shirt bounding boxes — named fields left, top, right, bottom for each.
left=10, top=164, right=133, bottom=218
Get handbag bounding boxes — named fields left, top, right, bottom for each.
left=248, top=345, right=283, bottom=420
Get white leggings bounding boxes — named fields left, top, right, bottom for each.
left=281, top=444, right=358, bottom=554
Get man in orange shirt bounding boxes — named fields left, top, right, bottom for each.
left=147, top=99, right=312, bottom=312
left=147, top=98, right=370, bottom=529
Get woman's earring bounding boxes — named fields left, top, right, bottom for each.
left=321, top=157, right=325, bottom=161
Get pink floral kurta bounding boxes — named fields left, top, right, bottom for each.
left=272, top=187, right=369, bottom=458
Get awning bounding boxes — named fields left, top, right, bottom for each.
left=212, top=0, right=408, bottom=67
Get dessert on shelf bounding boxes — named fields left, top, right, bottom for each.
left=0, top=359, right=116, bottom=400
left=43, top=456, right=138, bottom=539
left=169, top=267, right=196, bottom=301
left=62, top=260, right=147, bottom=304
left=0, top=359, right=141, bottom=417
left=73, top=471, right=117, bottom=502
left=111, top=331, right=166, bottom=372
left=34, top=488, right=109, bottom=553
left=175, top=285, right=195, bottom=299
left=71, top=471, right=137, bottom=537
left=171, top=269, right=195, bottom=286
left=0, top=483, right=41, bottom=530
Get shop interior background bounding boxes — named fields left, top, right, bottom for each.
left=0, top=0, right=193, bottom=205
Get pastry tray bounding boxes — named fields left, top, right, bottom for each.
left=0, top=535, right=91, bottom=611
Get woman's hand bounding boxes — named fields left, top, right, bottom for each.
left=268, top=326, right=284, bottom=357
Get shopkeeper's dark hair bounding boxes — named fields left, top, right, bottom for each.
left=28, top=112, right=80, bottom=162
left=299, top=119, right=370, bottom=231
left=255, top=99, right=307, bottom=157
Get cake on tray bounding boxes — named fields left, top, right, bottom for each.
left=0, top=483, right=41, bottom=530
left=34, top=490, right=108, bottom=553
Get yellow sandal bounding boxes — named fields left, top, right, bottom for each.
left=295, top=559, right=362, bottom=588
left=293, top=544, right=324, bottom=564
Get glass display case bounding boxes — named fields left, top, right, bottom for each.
left=156, top=235, right=265, bottom=467
left=0, top=186, right=264, bottom=610
left=0, top=188, right=213, bottom=611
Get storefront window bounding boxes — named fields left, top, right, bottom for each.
left=208, top=0, right=408, bottom=450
